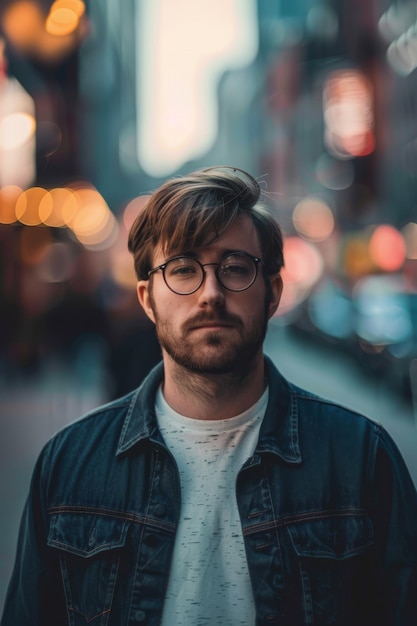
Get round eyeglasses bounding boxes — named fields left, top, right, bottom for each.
left=148, top=251, right=263, bottom=295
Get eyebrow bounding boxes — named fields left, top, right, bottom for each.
left=165, top=248, right=248, bottom=262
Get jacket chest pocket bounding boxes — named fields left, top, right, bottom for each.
left=286, top=513, right=374, bottom=626
left=47, top=513, right=130, bottom=626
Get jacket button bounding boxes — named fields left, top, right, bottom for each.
left=134, top=609, right=146, bottom=622
left=154, top=503, right=166, bottom=516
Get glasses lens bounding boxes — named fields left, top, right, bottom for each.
left=218, top=253, right=257, bottom=291
left=164, top=257, right=203, bottom=294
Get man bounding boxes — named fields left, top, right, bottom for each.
left=2, top=166, right=417, bottom=625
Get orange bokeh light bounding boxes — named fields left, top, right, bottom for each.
left=2, top=0, right=88, bottom=61
left=50, top=0, right=86, bottom=18
left=38, top=187, right=78, bottom=227
left=46, top=1, right=85, bottom=36
left=15, top=187, right=48, bottom=226
left=0, top=185, right=22, bottom=224
left=1, top=1, right=42, bottom=52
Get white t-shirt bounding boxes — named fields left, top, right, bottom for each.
left=156, top=386, right=268, bottom=626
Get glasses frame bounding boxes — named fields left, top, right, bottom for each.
left=148, top=250, right=264, bottom=295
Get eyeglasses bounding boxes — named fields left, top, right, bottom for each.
left=148, top=251, right=263, bottom=295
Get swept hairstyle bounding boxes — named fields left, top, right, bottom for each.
left=128, top=166, right=284, bottom=281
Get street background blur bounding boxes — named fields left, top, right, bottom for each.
left=1, top=0, right=417, bottom=612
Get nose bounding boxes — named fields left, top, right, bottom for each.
left=197, top=264, right=225, bottom=306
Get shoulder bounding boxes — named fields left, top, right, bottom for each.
left=37, top=361, right=163, bottom=469
left=266, top=355, right=379, bottom=431
left=290, top=381, right=383, bottom=440
left=37, top=391, right=137, bottom=472
left=266, top=356, right=385, bottom=457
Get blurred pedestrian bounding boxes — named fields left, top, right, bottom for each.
left=2, top=166, right=417, bottom=625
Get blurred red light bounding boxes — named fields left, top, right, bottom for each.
left=369, top=225, right=406, bottom=272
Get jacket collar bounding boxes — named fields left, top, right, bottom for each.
left=258, top=356, right=302, bottom=463
left=117, top=362, right=165, bottom=455
left=117, top=356, right=302, bottom=464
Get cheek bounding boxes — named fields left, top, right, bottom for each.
left=228, top=292, right=265, bottom=325
left=150, top=290, right=186, bottom=326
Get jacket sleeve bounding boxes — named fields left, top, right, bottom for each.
left=1, top=444, right=67, bottom=626
left=370, top=424, right=417, bottom=626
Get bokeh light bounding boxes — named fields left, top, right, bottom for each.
left=0, top=112, right=36, bottom=150
left=292, top=197, right=335, bottom=242
left=353, top=275, right=413, bottom=346
left=386, top=25, right=417, bottom=76
left=46, top=0, right=85, bottom=37
left=38, top=187, right=78, bottom=227
left=15, top=187, right=48, bottom=226
left=68, top=186, right=119, bottom=250
left=278, top=236, right=324, bottom=315
left=1, top=0, right=88, bottom=62
left=368, top=225, right=406, bottom=272
left=0, top=185, right=22, bottom=224
left=378, top=3, right=417, bottom=42
left=323, top=69, right=375, bottom=159
left=53, top=0, right=86, bottom=17
left=1, top=1, right=42, bottom=54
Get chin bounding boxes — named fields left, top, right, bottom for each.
left=188, top=361, right=237, bottom=375
left=162, top=334, right=263, bottom=376
left=173, top=345, right=259, bottom=376
left=177, top=354, right=238, bottom=375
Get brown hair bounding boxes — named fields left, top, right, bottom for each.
left=128, top=166, right=284, bottom=280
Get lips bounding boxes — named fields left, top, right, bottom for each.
left=191, top=322, right=232, bottom=330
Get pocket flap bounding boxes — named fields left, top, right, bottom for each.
left=287, top=513, right=374, bottom=560
left=47, top=513, right=130, bottom=558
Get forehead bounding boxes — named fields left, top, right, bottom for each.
left=153, top=215, right=261, bottom=264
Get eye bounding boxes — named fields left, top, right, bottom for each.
left=220, top=255, right=251, bottom=276
left=166, top=258, right=199, bottom=278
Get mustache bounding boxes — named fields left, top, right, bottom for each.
left=184, top=311, right=242, bottom=329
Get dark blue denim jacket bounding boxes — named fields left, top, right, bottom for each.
left=2, top=357, right=417, bottom=625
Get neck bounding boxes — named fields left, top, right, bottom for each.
left=161, top=352, right=267, bottom=420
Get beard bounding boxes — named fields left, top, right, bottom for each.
left=149, top=292, right=271, bottom=376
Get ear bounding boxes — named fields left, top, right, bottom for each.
left=136, top=280, right=156, bottom=323
left=267, top=274, right=283, bottom=320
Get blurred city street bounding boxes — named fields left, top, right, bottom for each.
left=1, top=0, right=417, bottom=618
left=1, top=321, right=416, bottom=612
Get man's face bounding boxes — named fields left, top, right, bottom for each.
left=137, top=216, right=282, bottom=376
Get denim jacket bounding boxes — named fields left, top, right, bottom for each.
left=2, top=357, right=417, bottom=626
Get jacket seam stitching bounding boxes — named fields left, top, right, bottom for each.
left=242, top=507, right=369, bottom=535
left=47, top=506, right=176, bottom=533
